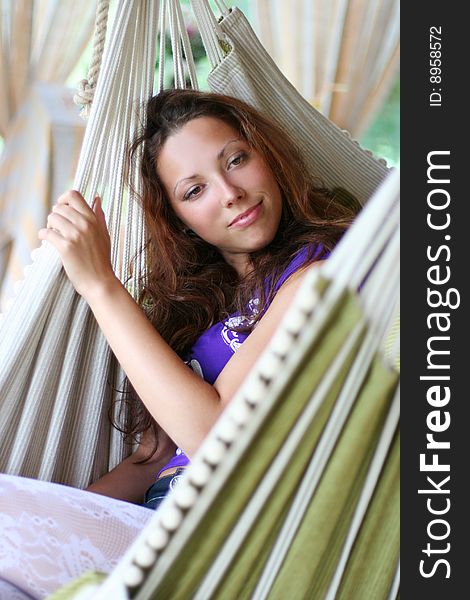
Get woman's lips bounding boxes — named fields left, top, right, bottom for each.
left=229, top=201, right=263, bottom=228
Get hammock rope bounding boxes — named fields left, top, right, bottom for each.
left=158, top=0, right=168, bottom=92
left=189, top=0, right=226, bottom=68
left=73, top=0, right=111, bottom=118
left=174, top=0, right=199, bottom=90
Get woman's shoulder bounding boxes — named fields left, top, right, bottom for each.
left=273, top=243, right=325, bottom=295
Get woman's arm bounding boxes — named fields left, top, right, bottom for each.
left=39, top=191, right=319, bottom=458
left=86, top=429, right=175, bottom=504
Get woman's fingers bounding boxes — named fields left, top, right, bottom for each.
left=39, top=207, right=98, bottom=252
left=38, top=226, right=67, bottom=246
left=93, top=196, right=107, bottom=227
left=56, top=189, right=92, bottom=216
left=47, top=194, right=107, bottom=239
left=47, top=206, right=88, bottom=237
left=37, top=190, right=114, bottom=299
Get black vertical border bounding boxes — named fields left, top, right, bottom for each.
left=401, top=3, right=468, bottom=597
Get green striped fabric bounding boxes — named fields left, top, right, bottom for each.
left=131, top=287, right=399, bottom=600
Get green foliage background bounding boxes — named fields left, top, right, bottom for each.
left=360, top=77, right=400, bottom=167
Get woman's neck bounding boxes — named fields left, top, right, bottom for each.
left=221, top=250, right=252, bottom=278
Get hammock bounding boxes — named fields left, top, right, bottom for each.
left=0, top=1, right=398, bottom=596
left=49, top=169, right=399, bottom=599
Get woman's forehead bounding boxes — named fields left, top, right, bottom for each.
left=157, top=117, right=246, bottom=181
left=166, top=116, right=241, bottom=151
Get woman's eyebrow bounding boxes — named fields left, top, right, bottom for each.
left=216, top=138, right=240, bottom=160
left=173, top=139, right=242, bottom=196
left=173, top=175, right=198, bottom=197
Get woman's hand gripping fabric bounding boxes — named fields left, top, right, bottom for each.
left=38, top=190, right=116, bottom=301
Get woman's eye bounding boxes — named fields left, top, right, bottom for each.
left=184, top=185, right=202, bottom=200
left=228, top=152, right=246, bottom=168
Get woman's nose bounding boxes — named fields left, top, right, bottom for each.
left=217, top=176, right=244, bottom=207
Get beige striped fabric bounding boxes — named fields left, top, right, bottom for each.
left=0, top=0, right=160, bottom=488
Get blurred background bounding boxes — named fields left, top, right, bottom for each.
left=0, top=0, right=399, bottom=307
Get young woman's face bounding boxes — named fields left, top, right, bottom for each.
left=157, top=116, right=283, bottom=275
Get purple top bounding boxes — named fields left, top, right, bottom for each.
left=156, top=245, right=323, bottom=477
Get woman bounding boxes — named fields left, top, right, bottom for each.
left=0, top=89, right=356, bottom=597
left=41, top=88, right=355, bottom=506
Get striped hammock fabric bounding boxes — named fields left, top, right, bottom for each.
left=0, top=0, right=160, bottom=488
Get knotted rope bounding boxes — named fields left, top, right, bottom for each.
left=74, top=0, right=110, bottom=118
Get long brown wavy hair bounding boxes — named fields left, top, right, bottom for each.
left=115, top=88, right=360, bottom=459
